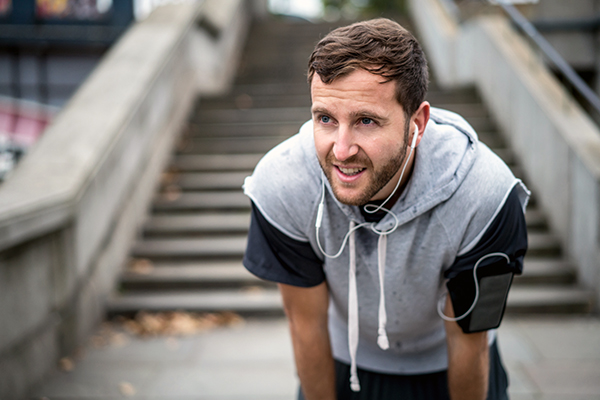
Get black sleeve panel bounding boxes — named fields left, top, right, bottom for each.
left=444, top=185, right=528, bottom=333
left=243, top=202, right=325, bottom=288
left=446, top=185, right=528, bottom=280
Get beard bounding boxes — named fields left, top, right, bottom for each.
left=318, top=140, right=408, bottom=206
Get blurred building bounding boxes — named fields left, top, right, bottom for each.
left=0, top=0, right=134, bottom=179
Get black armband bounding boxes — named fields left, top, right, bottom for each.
left=447, top=254, right=516, bottom=333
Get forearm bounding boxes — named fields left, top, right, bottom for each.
left=279, top=282, right=336, bottom=400
left=288, top=316, right=336, bottom=400
left=445, top=296, right=489, bottom=400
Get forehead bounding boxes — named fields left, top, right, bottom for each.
left=310, top=69, right=399, bottom=111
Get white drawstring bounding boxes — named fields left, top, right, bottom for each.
left=347, top=224, right=391, bottom=392
left=376, top=234, right=389, bottom=350
left=348, top=221, right=361, bottom=392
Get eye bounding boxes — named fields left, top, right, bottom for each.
left=360, top=117, right=374, bottom=125
left=320, top=115, right=331, bottom=124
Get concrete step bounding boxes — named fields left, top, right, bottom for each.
left=144, top=212, right=250, bottom=236
left=216, top=83, right=310, bottom=97
left=525, top=208, right=548, bottom=231
left=492, top=148, right=517, bottom=166
left=178, top=136, right=286, bottom=154
left=192, top=107, right=310, bottom=125
left=120, top=261, right=268, bottom=290
left=245, top=27, right=338, bottom=44
left=431, top=103, right=489, bottom=119
left=132, top=236, right=247, bottom=260
left=234, top=74, right=310, bottom=86
left=188, top=121, right=302, bottom=138
left=106, top=288, right=283, bottom=318
left=239, top=54, right=314, bottom=74
left=509, top=165, right=527, bottom=181
left=506, top=285, right=594, bottom=314
left=477, top=132, right=506, bottom=149
left=153, top=191, right=250, bottom=212
left=426, top=87, right=480, bottom=104
left=198, top=94, right=311, bottom=110
left=170, top=154, right=262, bottom=172
left=517, top=257, right=577, bottom=285
left=527, top=232, right=562, bottom=257
left=165, top=171, right=249, bottom=191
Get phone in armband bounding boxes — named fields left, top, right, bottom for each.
left=440, top=252, right=515, bottom=333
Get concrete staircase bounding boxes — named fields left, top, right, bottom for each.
left=106, top=18, right=594, bottom=318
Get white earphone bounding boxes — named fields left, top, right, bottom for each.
left=410, top=124, right=419, bottom=149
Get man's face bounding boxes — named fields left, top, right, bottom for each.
left=311, top=69, right=412, bottom=206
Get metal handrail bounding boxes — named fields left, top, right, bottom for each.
left=443, top=0, right=600, bottom=118
left=498, top=3, right=600, bottom=116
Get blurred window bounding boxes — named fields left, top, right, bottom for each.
left=36, top=0, right=113, bottom=21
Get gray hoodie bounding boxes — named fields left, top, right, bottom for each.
left=244, top=107, right=529, bottom=378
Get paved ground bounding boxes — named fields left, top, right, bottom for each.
left=30, top=315, right=600, bottom=400
left=499, top=315, right=600, bottom=400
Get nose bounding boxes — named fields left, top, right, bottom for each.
left=332, top=125, right=359, bottom=161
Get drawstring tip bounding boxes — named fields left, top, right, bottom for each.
left=377, top=334, right=389, bottom=350
left=350, top=377, right=361, bottom=392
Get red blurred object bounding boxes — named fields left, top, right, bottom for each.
left=0, top=0, right=10, bottom=16
left=0, top=98, right=56, bottom=148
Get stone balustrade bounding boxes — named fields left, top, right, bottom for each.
left=0, top=0, right=258, bottom=397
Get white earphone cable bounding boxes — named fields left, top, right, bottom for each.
left=363, top=126, right=418, bottom=216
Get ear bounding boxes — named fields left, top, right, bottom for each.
left=410, top=101, right=430, bottom=149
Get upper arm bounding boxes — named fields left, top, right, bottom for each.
left=443, top=294, right=488, bottom=349
left=244, top=202, right=325, bottom=287
left=444, top=185, right=527, bottom=333
left=279, top=282, right=330, bottom=329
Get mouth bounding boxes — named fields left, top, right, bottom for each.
left=337, top=166, right=365, bottom=176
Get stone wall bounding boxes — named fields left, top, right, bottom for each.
left=0, top=0, right=256, bottom=398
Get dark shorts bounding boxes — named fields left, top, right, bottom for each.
left=298, top=340, right=509, bottom=400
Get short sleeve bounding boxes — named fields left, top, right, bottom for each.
left=243, top=202, right=325, bottom=287
left=445, top=184, right=528, bottom=280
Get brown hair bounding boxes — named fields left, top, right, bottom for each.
left=308, top=18, right=428, bottom=120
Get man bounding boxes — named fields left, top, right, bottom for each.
left=243, top=18, right=528, bottom=400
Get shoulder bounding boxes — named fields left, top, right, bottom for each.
left=243, top=120, right=322, bottom=241
left=440, top=142, right=529, bottom=254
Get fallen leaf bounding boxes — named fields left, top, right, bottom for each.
left=110, top=332, right=129, bottom=348
left=161, top=185, right=182, bottom=202
left=119, top=381, right=136, bottom=396
left=90, top=334, right=106, bottom=348
left=235, top=93, right=253, bottom=109
left=242, top=286, right=264, bottom=294
left=127, top=258, right=154, bottom=275
left=111, top=311, right=245, bottom=337
left=58, top=357, right=74, bottom=372
left=161, top=170, right=180, bottom=186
